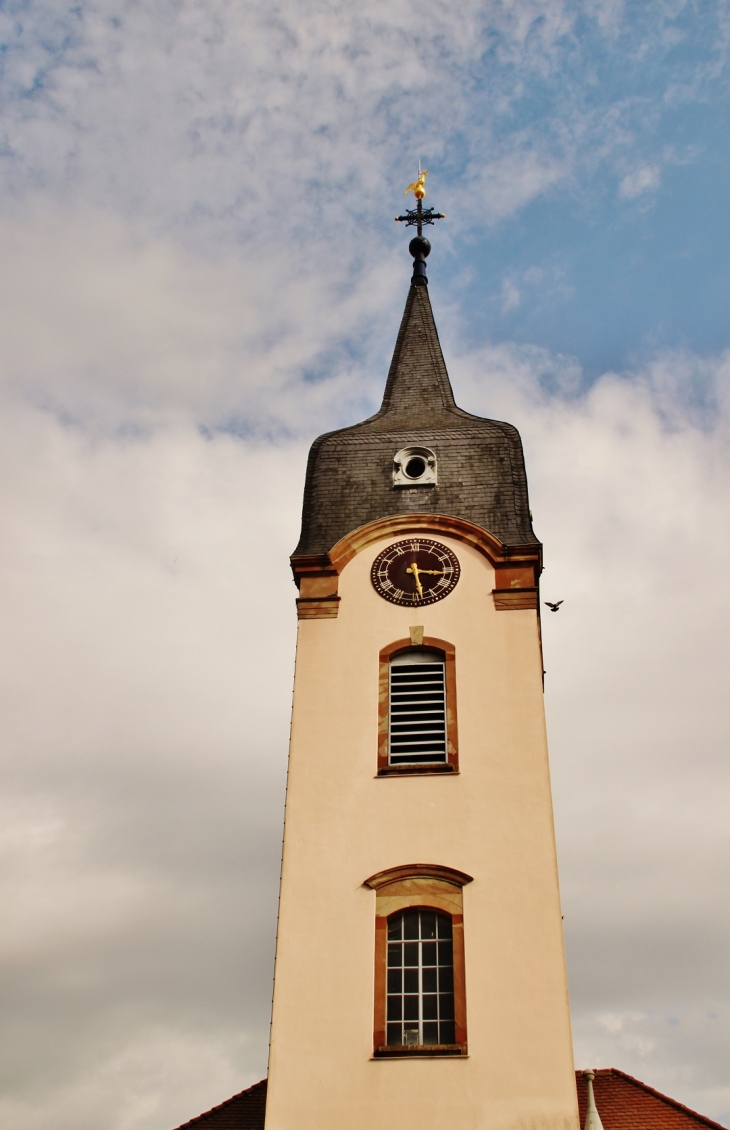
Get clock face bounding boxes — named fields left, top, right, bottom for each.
left=371, top=539, right=460, bottom=606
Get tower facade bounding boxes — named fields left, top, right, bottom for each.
left=264, top=222, right=578, bottom=1130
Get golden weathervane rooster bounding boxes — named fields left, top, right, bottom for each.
left=405, top=168, right=428, bottom=200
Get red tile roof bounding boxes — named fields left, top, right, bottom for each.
left=171, top=1079, right=267, bottom=1130
left=576, top=1068, right=726, bottom=1130
left=170, top=1069, right=726, bottom=1130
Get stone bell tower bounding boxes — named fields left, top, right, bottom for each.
left=264, top=179, right=578, bottom=1130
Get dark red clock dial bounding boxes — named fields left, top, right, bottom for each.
left=371, top=539, right=460, bottom=606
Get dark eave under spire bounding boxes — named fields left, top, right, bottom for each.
left=292, top=281, right=539, bottom=560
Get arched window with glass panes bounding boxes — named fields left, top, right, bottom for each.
left=377, top=640, right=458, bottom=775
left=386, top=908, right=455, bottom=1047
left=366, top=863, right=470, bottom=1057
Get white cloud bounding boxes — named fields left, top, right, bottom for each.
left=619, top=164, right=661, bottom=197
left=0, top=202, right=397, bottom=434
left=462, top=149, right=567, bottom=226
left=500, top=276, right=521, bottom=312
left=0, top=0, right=718, bottom=252
left=0, top=399, right=298, bottom=1126
left=0, top=1027, right=256, bottom=1130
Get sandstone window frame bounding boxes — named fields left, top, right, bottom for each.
left=378, top=637, right=458, bottom=776
left=364, top=864, right=472, bottom=1058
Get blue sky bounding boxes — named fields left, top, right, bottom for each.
left=0, top=3, right=729, bottom=1129
left=451, top=101, right=730, bottom=377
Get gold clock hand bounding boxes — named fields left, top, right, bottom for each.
left=406, top=563, right=424, bottom=598
left=418, top=569, right=444, bottom=575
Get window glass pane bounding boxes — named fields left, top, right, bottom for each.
left=422, top=967, right=437, bottom=993
left=387, top=1023, right=401, bottom=1046
left=422, top=994, right=438, bottom=1020
left=438, top=994, right=455, bottom=1021
left=440, top=1021, right=455, bottom=1045
left=422, top=1022, right=439, bottom=1045
left=387, top=996, right=402, bottom=1020
left=387, top=917, right=402, bottom=940
left=387, top=969, right=402, bottom=993
left=403, top=942, right=419, bottom=966
left=404, top=968, right=419, bottom=994
left=403, top=912, right=419, bottom=939
left=404, top=995, right=419, bottom=1020
left=420, top=912, right=437, bottom=938
left=387, top=944, right=400, bottom=967
left=438, top=941, right=453, bottom=966
left=438, top=966, right=453, bottom=993
left=421, top=942, right=437, bottom=966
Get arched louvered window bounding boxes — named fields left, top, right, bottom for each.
left=386, top=909, right=455, bottom=1047
left=389, top=650, right=446, bottom=766
left=377, top=638, right=458, bottom=775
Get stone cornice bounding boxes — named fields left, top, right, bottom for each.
left=291, top=513, right=542, bottom=618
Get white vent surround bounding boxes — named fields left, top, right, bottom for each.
left=393, top=446, right=437, bottom=488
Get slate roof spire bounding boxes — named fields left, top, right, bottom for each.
left=378, top=283, right=457, bottom=418
left=291, top=180, right=540, bottom=560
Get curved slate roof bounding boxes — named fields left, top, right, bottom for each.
left=292, top=282, right=540, bottom=559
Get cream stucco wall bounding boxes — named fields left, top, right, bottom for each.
left=265, top=532, right=578, bottom=1130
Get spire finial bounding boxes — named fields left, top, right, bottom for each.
left=395, top=166, right=445, bottom=287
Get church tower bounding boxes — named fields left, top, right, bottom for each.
left=264, top=183, right=579, bottom=1130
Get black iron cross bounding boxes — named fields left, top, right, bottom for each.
left=395, top=197, right=445, bottom=236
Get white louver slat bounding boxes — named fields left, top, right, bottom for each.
left=389, top=651, right=447, bottom=765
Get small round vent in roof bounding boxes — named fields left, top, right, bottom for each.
left=393, top=446, right=437, bottom=488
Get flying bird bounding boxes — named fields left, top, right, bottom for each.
left=405, top=169, right=428, bottom=199
left=544, top=600, right=563, bottom=612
